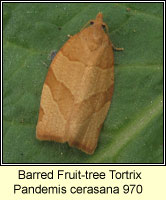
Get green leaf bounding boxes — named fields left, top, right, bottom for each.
left=3, top=3, right=163, bottom=163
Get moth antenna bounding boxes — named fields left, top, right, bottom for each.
left=105, top=24, right=109, bottom=34
left=80, top=20, right=92, bottom=31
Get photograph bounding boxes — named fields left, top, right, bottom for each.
left=2, top=2, right=164, bottom=164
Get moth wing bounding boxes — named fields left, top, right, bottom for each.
left=67, top=43, right=114, bottom=154
left=36, top=33, right=86, bottom=142
left=68, top=87, right=113, bottom=154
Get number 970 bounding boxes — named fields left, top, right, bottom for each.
left=123, top=184, right=143, bottom=194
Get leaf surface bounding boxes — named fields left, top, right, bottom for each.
left=3, top=3, right=163, bottom=163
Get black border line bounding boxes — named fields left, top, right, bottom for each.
left=1, top=0, right=165, bottom=166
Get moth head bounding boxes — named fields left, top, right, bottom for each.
left=89, top=12, right=109, bottom=33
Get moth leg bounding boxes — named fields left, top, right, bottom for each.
left=50, top=51, right=57, bottom=61
left=67, top=34, right=73, bottom=38
left=112, top=44, right=124, bottom=51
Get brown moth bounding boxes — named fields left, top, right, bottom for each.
left=36, top=12, right=115, bottom=154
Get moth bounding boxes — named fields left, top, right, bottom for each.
left=36, top=12, right=121, bottom=154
